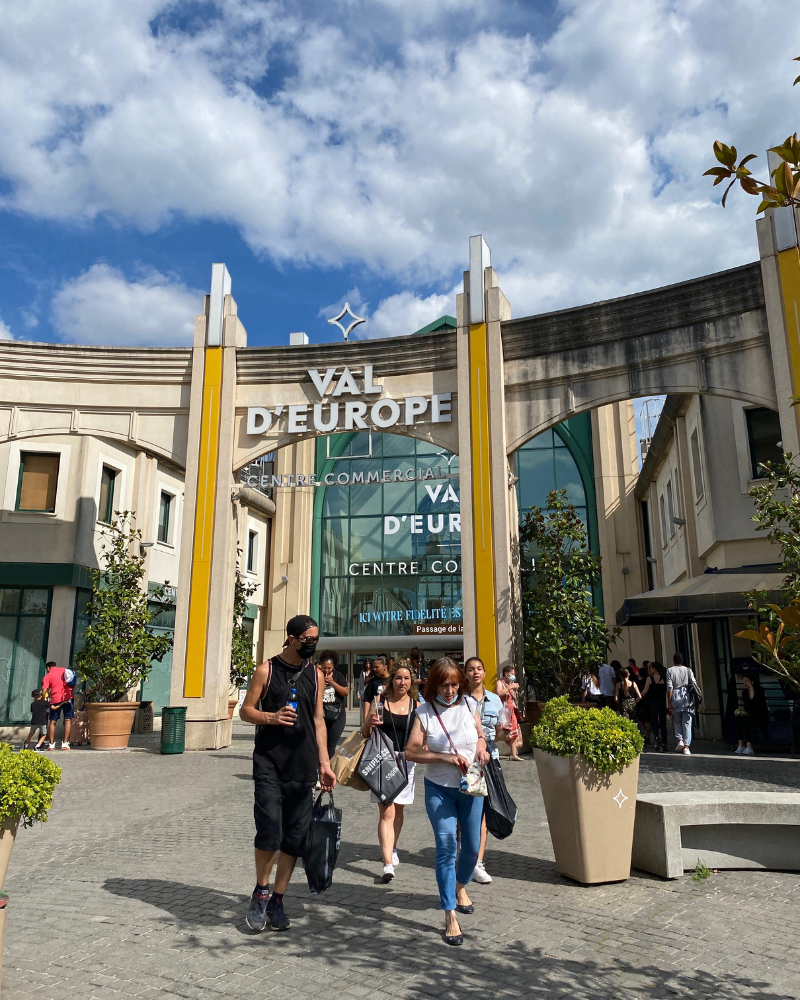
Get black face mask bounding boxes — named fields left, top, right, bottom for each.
left=296, top=640, right=318, bottom=659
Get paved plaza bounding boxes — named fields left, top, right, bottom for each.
left=4, top=720, right=800, bottom=1000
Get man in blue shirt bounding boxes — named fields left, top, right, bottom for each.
left=464, top=656, right=504, bottom=885
left=598, top=661, right=617, bottom=710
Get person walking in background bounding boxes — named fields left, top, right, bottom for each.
left=615, top=667, right=640, bottom=719
left=734, top=672, right=769, bottom=756
left=318, top=650, right=349, bottom=759
left=406, top=658, right=490, bottom=946
left=361, top=662, right=418, bottom=883
left=667, top=653, right=697, bottom=755
left=635, top=660, right=653, bottom=743
left=496, top=665, right=524, bottom=761
left=42, top=661, right=75, bottom=750
left=640, top=661, right=668, bottom=751
left=362, top=655, right=390, bottom=720
left=581, top=667, right=602, bottom=706
left=24, top=689, right=48, bottom=751
left=410, top=647, right=427, bottom=683
left=239, top=615, right=336, bottom=933
left=464, top=656, right=502, bottom=885
left=598, top=660, right=616, bottom=710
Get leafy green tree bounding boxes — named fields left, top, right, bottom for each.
left=704, top=57, right=800, bottom=211
left=736, top=460, right=800, bottom=692
left=76, top=512, right=173, bottom=702
left=519, top=489, right=619, bottom=700
left=231, top=569, right=258, bottom=690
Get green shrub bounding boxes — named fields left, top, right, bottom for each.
left=531, top=695, right=644, bottom=775
left=0, top=743, right=61, bottom=826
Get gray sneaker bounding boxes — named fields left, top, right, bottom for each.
left=246, top=888, right=271, bottom=931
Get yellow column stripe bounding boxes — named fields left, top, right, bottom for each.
left=184, top=346, right=223, bottom=698
left=469, top=322, right=498, bottom=687
left=777, top=246, right=800, bottom=442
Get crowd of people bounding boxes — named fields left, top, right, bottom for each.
left=239, top=617, right=524, bottom=945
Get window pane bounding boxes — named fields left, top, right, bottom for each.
left=158, top=492, right=171, bottom=543
left=747, top=408, right=783, bottom=479
left=524, top=429, right=554, bottom=449
left=8, top=616, right=46, bottom=722
left=322, top=518, right=349, bottom=577
left=0, top=589, right=20, bottom=615
left=0, top=618, right=17, bottom=720
left=99, top=466, right=116, bottom=523
left=349, top=518, right=383, bottom=562
left=554, top=450, right=585, bottom=506
left=21, top=589, right=49, bottom=615
left=18, top=453, right=59, bottom=511
left=321, top=576, right=349, bottom=636
left=517, top=448, right=554, bottom=512
left=690, top=430, right=704, bottom=499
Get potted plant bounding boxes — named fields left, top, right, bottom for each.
left=229, top=571, right=258, bottom=718
left=532, top=696, right=644, bottom=884
left=0, top=743, right=61, bottom=886
left=76, top=512, right=173, bottom=749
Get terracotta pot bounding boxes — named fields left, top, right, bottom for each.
left=525, top=700, right=547, bottom=725
left=535, top=749, right=640, bottom=884
left=227, top=699, right=239, bottom=720
left=87, top=702, right=140, bottom=750
left=0, top=817, right=19, bottom=890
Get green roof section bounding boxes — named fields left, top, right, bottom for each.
left=412, top=315, right=457, bottom=336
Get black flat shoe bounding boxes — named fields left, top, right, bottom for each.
left=444, top=933, right=464, bottom=946
left=455, top=904, right=474, bottom=914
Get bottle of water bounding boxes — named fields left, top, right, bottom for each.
left=287, top=685, right=298, bottom=724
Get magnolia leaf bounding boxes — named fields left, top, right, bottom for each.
left=713, top=140, right=732, bottom=165
left=740, top=177, right=759, bottom=195
left=735, top=629, right=763, bottom=642
left=740, top=153, right=758, bottom=167
left=704, top=166, right=731, bottom=177
left=721, top=178, right=737, bottom=207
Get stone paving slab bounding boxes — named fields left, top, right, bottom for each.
left=3, top=726, right=800, bottom=999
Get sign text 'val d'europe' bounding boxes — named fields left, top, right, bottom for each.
left=246, top=365, right=452, bottom=440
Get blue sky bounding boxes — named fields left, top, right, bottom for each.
left=0, top=0, right=798, bottom=348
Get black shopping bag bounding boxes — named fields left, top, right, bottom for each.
left=305, top=792, right=342, bottom=895
left=484, top=758, right=518, bottom=840
left=356, top=728, right=409, bottom=805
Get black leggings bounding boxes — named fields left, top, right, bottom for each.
left=735, top=715, right=754, bottom=744
left=650, top=704, right=668, bottom=747
left=325, top=711, right=347, bottom=759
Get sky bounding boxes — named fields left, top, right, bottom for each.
left=0, top=0, right=798, bottom=349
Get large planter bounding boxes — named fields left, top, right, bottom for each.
left=227, top=699, right=238, bottom=720
left=0, top=817, right=19, bottom=890
left=535, top=748, right=640, bottom=884
left=87, top=702, right=140, bottom=750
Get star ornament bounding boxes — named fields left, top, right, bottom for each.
left=613, top=789, right=628, bottom=809
left=327, top=302, right=366, bottom=341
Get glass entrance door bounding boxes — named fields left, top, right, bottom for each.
left=0, top=587, right=52, bottom=724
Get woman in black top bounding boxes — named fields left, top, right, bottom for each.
left=734, top=672, right=769, bottom=756
left=640, top=661, right=668, bottom=751
left=318, top=650, right=349, bottom=759
left=361, top=662, right=418, bottom=883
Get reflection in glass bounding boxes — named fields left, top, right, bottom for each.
left=0, top=590, right=20, bottom=616
left=8, top=617, right=46, bottom=722
left=21, top=589, right=49, bottom=615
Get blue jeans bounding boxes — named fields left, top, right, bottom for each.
left=424, top=778, right=484, bottom=911
left=673, top=710, right=693, bottom=746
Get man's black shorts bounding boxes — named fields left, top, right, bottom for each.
left=253, top=754, right=314, bottom=857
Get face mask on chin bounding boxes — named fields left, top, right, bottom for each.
left=436, top=692, right=459, bottom=707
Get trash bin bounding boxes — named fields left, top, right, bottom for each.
left=161, top=706, right=187, bottom=754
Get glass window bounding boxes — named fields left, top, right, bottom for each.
left=659, top=495, right=667, bottom=546
left=746, top=407, right=783, bottom=479
left=99, top=465, right=117, bottom=523
left=318, top=433, right=460, bottom=637
left=17, top=453, right=59, bottom=512
left=247, top=530, right=257, bottom=573
left=158, top=491, right=172, bottom=543
left=690, top=429, right=704, bottom=500
left=0, top=586, right=51, bottom=724
left=667, top=479, right=675, bottom=537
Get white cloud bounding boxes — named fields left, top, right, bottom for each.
left=51, top=264, right=202, bottom=346
left=364, top=289, right=454, bottom=339
left=1, top=0, right=799, bottom=317
left=0, top=315, right=13, bottom=340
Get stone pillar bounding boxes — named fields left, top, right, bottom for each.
left=171, top=264, right=247, bottom=749
left=456, top=236, right=514, bottom=688
left=757, top=205, right=800, bottom=455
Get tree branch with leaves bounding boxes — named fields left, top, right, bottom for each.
left=231, top=568, right=258, bottom=691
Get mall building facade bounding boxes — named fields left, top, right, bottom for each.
left=0, top=215, right=798, bottom=746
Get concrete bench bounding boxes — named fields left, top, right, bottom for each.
left=631, top=791, right=800, bottom=879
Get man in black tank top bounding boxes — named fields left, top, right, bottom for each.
left=240, top=615, right=336, bottom=932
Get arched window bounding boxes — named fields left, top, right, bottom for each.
left=312, top=431, right=461, bottom=637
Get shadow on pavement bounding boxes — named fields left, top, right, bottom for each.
left=102, top=876, right=791, bottom=999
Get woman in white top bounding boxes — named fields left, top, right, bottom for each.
left=406, top=657, right=490, bottom=947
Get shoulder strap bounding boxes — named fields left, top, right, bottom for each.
left=430, top=701, right=467, bottom=774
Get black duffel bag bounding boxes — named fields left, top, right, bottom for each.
left=484, top=758, right=518, bottom=840
left=305, top=792, right=342, bottom=895
left=356, top=727, right=409, bottom=805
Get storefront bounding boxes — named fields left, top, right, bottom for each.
left=0, top=586, right=52, bottom=724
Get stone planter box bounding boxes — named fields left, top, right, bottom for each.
left=535, top=749, right=640, bottom=884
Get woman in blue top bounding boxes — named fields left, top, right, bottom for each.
left=465, top=656, right=502, bottom=885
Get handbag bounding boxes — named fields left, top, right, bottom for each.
left=356, top=700, right=413, bottom=805
left=430, top=701, right=487, bottom=797
left=323, top=697, right=342, bottom=721
left=484, top=758, right=517, bottom=840
left=330, top=729, right=370, bottom=790
left=689, top=669, right=704, bottom=709
left=304, top=792, right=342, bottom=895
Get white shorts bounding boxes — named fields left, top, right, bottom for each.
left=370, top=761, right=416, bottom=806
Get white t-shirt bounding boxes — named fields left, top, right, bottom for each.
left=599, top=663, right=616, bottom=697
left=417, top=699, right=478, bottom=788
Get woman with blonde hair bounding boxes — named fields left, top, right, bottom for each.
left=361, top=661, right=419, bottom=883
